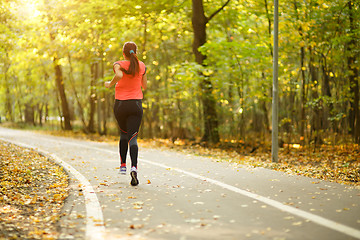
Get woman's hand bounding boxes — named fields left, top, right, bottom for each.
left=104, top=81, right=111, bottom=88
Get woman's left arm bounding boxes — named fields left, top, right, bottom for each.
left=141, top=73, right=147, bottom=90
left=105, top=64, right=123, bottom=88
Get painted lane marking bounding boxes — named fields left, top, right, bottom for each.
left=15, top=136, right=360, bottom=239
left=140, top=159, right=360, bottom=239
left=0, top=138, right=105, bottom=240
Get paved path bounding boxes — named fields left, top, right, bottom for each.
left=0, top=127, right=359, bottom=240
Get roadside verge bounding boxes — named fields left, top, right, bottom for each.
left=0, top=139, right=105, bottom=240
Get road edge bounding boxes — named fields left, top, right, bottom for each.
left=0, top=138, right=106, bottom=240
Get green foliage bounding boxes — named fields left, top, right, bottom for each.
left=0, top=0, right=359, bottom=143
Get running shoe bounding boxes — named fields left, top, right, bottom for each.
left=130, top=167, right=139, bottom=186
left=119, top=166, right=126, bottom=175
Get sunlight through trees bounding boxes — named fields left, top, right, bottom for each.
left=1, top=0, right=359, bottom=145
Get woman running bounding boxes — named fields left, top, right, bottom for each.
left=105, top=41, right=147, bottom=186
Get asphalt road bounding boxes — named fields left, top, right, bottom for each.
left=0, top=127, right=359, bottom=240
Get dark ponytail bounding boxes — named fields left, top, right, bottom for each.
left=120, top=42, right=140, bottom=76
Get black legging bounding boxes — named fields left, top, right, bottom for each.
left=113, top=99, right=143, bottom=168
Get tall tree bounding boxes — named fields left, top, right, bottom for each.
left=53, top=56, right=72, bottom=130
left=347, top=0, right=360, bottom=143
left=191, top=0, right=231, bottom=143
left=0, top=1, right=15, bottom=121
left=45, top=0, right=72, bottom=130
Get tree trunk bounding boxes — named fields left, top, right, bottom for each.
left=347, top=1, right=360, bottom=143
left=192, top=0, right=220, bottom=143
left=300, top=44, right=306, bottom=144
left=24, top=103, right=35, bottom=125
left=15, top=77, right=23, bottom=122
left=321, top=56, right=332, bottom=130
left=4, top=51, right=13, bottom=122
left=53, top=57, right=72, bottom=130
left=101, top=60, right=107, bottom=135
left=264, top=0, right=273, bottom=56
left=68, top=54, right=89, bottom=133
left=309, top=49, right=322, bottom=147
left=261, top=72, right=270, bottom=133
left=5, top=78, right=13, bottom=121
left=55, top=91, right=64, bottom=129
left=45, top=103, right=49, bottom=123
left=199, top=77, right=220, bottom=143
left=237, top=80, right=245, bottom=142
left=96, top=59, right=107, bottom=135
left=293, top=1, right=307, bottom=145
left=95, top=62, right=102, bottom=135
left=37, top=104, right=43, bottom=126
left=88, top=63, right=97, bottom=133
left=45, top=5, right=72, bottom=131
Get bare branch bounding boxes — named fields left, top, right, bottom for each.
left=206, top=0, right=231, bottom=23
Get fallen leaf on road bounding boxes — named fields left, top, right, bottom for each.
left=130, top=224, right=144, bottom=229
left=132, top=201, right=144, bottom=209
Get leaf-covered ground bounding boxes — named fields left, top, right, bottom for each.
left=0, top=141, right=69, bottom=240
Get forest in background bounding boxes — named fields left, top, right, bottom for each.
left=1, top=0, right=359, bottom=146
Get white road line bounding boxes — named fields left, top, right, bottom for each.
left=0, top=138, right=105, bottom=240
left=140, top=159, right=360, bottom=240
left=5, top=135, right=360, bottom=239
